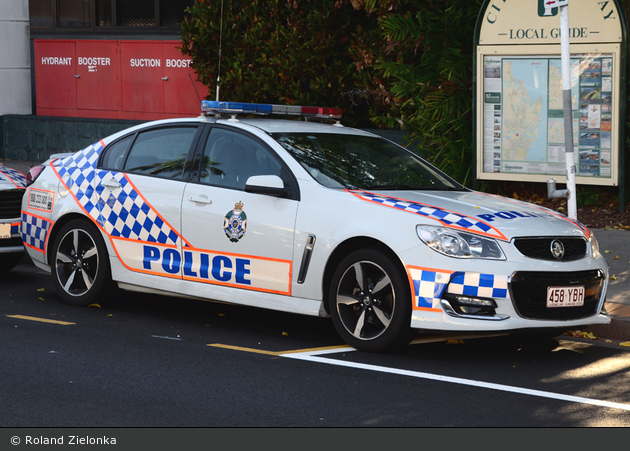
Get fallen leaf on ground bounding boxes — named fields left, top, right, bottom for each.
left=447, top=339, right=465, bottom=344
left=620, top=341, right=630, bottom=347
left=565, top=330, right=597, bottom=339
left=579, top=331, right=598, bottom=339
left=87, top=303, right=101, bottom=308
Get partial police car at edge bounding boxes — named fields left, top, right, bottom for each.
left=0, top=164, right=28, bottom=272
left=20, top=101, right=610, bottom=351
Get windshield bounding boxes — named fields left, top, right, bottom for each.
left=272, top=133, right=463, bottom=191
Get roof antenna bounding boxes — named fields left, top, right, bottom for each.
left=189, top=73, right=202, bottom=104
left=215, top=0, right=224, bottom=102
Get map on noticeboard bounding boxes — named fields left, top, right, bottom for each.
left=482, top=55, right=613, bottom=179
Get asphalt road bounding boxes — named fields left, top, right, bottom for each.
left=2, top=258, right=630, bottom=427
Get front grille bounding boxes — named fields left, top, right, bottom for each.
left=513, top=237, right=587, bottom=261
left=510, top=270, right=604, bottom=320
left=0, top=189, right=25, bottom=220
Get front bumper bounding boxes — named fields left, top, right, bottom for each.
left=403, top=243, right=610, bottom=332
left=0, top=221, right=24, bottom=254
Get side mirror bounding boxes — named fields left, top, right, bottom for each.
left=244, top=175, right=290, bottom=198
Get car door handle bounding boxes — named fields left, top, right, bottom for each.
left=189, top=195, right=212, bottom=205
left=101, top=179, right=121, bottom=190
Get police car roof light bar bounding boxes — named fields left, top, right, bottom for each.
left=201, top=101, right=343, bottom=120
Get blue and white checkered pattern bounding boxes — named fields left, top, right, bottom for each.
left=408, top=267, right=453, bottom=309
left=93, top=171, right=179, bottom=244
left=0, top=167, right=27, bottom=188
left=446, top=272, right=509, bottom=299
left=409, top=267, right=509, bottom=309
left=54, top=142, right=102, bottom=171
left=351, top=191, right=496, bottom=237
left=21, top=213, right=52, bottom=252
left=53, top=141, right=180, bottom=246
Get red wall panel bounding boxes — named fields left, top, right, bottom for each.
left=163, top=44, right=208, bottom=115
left=76, top=40, right=119, bottom=111
left=120, top=41, right=165, bottom=113
left=34, top=40, right=77, bottom=110
left=34, top=39, right=209, bottom=120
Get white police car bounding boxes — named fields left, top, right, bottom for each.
left=0, top=164, right=28, bottom=272
left=21, top=101, right=610, bottom=351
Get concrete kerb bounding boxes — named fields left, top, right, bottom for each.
left=586, top=314, right=630, bottom=342
left=2, top=159, right=630, bottom=342
left=586, top=229, right=630, bottom=342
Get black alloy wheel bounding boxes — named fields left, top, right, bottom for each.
left=51, top=219, right=112, bottom=306
left=329, top=248, right=413, bottom=352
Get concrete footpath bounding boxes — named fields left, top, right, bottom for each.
left=2, top=159, right=630, bottom=342
left=583, top=228, right=630, bottom=342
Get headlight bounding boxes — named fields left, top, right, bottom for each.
left=416, top=225, right=505, bottom=260
left=590, top=232, right=600, bottom=258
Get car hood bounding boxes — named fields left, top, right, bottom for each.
left=348, top=189, right=589, bottom=242
left=0, top=167, right=27, bottom=190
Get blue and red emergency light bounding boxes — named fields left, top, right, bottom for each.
left=201, top=100, right=343, bottom=120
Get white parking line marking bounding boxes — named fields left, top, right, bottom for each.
left=151, top=335, right=183, bottom=341
left=280, top=349, right=630, bottom=412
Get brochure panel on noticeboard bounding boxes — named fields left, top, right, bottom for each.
left=476, top=44, right=621, bottom=186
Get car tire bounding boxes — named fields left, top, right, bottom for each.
left=0, top=253, right=23, bottom=273
left=51, top=219, right=112, bottom=306
left=329, top=248, right=413, bottom=352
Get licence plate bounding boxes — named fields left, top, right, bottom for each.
left=0, top=223, right=10, bottom=240
left=547, top=286, right=585, bottom=308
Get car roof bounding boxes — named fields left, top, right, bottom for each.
left=226, top=118, right=378, bottom=136
left=101, top=115, right=380, bottom=146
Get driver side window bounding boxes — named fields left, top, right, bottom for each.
left=199, top=128, right=282, bottom=190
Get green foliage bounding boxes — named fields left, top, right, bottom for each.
left=350, top=0, right=484, bottom=186
left=180, top=0, right=372, bottom=126
left=576, top=185, right=611, bottom=209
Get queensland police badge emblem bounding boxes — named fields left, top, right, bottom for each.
left=224, top=201, right=247, bottom=243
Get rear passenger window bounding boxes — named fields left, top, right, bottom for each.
left=124, top=127, right=197, bottom=180
left=100, top=136, right=133, bottom=171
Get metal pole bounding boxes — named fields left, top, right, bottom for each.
left=216, top=0, right=224, bottom=102
left=560, top=4, right=577, bottom=220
